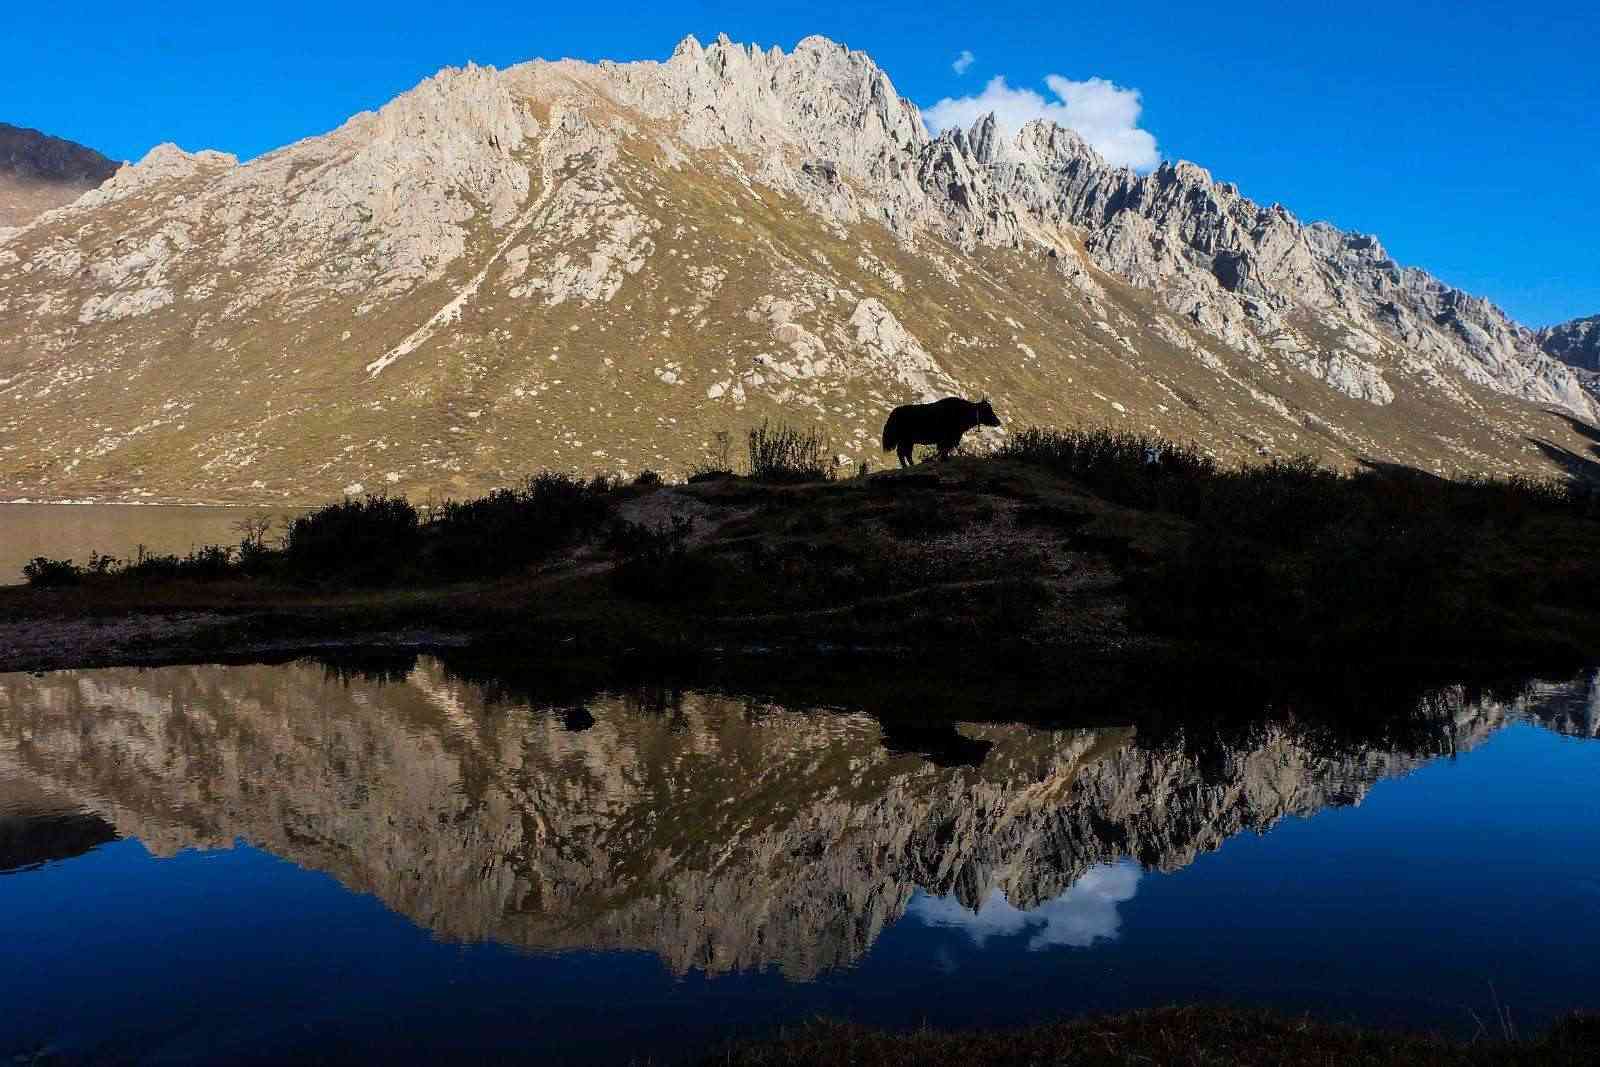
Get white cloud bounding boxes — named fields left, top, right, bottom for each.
left=923, top=73, right=1160, bottom=171
left=952, top=50, right=975, bottom=75
left=908, top=861, right=1142, bottom=950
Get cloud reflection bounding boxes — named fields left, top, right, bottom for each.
left=909, top=861, right=1141, bottom=950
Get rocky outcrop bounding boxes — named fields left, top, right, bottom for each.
left=0, top=36, right=1595, bottom=502
left=1540, top=316, right=1600, bottom=375
left=2, top=660, right=1590, bottom=977
left=1538, top=316, right=1600, bottom=399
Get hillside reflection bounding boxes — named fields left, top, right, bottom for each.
left=0, top=659, right=1593, bottom=978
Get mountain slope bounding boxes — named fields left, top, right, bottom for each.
left=0, top=123, right=119, bottom=229
left=0, top=36, right=1595, bottom=503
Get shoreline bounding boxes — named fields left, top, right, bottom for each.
left=5, top=440, right=1599, bottom=684
left=3, top=612, right=1586, bottom=748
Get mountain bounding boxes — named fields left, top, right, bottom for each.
left=0, top=123, right=119, bottom=229
left=1540, top=315, right=1600, bottom=401
left=1540, top=315, right=1600, bottom=370
left=0, top=35, right=1595, bottom=503
left=5, top=660, right=1591, bottom=975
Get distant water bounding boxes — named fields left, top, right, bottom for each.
left=0, top=503, right=288, bottom=584
left=1, top=659, right=1597, bottom=1064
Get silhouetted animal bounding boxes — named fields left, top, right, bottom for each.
left=881, top=397, right=1001, bottom=468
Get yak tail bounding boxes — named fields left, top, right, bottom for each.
left=881, top=410, right=900, bottom=452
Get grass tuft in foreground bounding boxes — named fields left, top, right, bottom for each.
left=747, top=419, right=832, bottom=483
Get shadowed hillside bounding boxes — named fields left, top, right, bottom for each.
left=0, top=123, right=118, bottom=228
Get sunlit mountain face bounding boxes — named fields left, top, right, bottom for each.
left=3, top=37, right=1598, bottom=504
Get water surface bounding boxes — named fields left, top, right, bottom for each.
left=0, top=503, right=286, bottom=585
left=1, top=659, right=1597, bottom=1063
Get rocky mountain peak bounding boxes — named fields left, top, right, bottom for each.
left=1014, top=118, right=1102, bottom=168
left=966, top=112, right=1006, bottom=163
left=0, top=34, right=1595, bottom=502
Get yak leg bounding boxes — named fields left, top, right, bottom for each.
left=898, top=442, right=915, bottom=468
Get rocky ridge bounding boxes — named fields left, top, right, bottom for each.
left=2, top=660, right=1592, bottom=976
left=0, top=36, right=1595, bottom=502
left=1540, top=315, right=1600, bottom=398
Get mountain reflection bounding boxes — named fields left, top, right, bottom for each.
left=0, top=661, right=1594, bottom=978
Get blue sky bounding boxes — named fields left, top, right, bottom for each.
left=7, top=1, right=1596, bottom=325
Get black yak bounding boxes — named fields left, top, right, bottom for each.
left=881, top=397, right=1001, bottom=468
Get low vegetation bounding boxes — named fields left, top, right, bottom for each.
left=745, top=418, right=834, bottom=482
left=700, top=1006, right=1600, bottom=1067
left=22, top=472, right=621, bottom=588
left=8, top=423, right=1600, bottom=674
left=995, top=428, right=1600, bottom=658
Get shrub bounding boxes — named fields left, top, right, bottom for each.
left=120, top=547, right=182, bottom=579
left=425, top=472, right=614, bottom=580
left=22, top=557, right=80, bottom=587
left=747, top=420, right=831, bottom=483
left=993, top=424, right=1600, bottom=657
left=610, top=515, right=703, bottom=601
left=1002, top=426, right=1597, bottom=532
left=237, top=538, right=276, bottom=576
left=234, top=516, right=277, bottom=576
left=121, top=544, right=239, bottom=581
left=999, top=427, right=1215, bottom=512
left=84, top=551, right=119, bottom=576
left=284, top=494, right=421, bottom=584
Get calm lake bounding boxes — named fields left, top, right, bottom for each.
left=2, top=658, right=1598, bottom=1064
left=0, top=503, right=289, bottom=585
